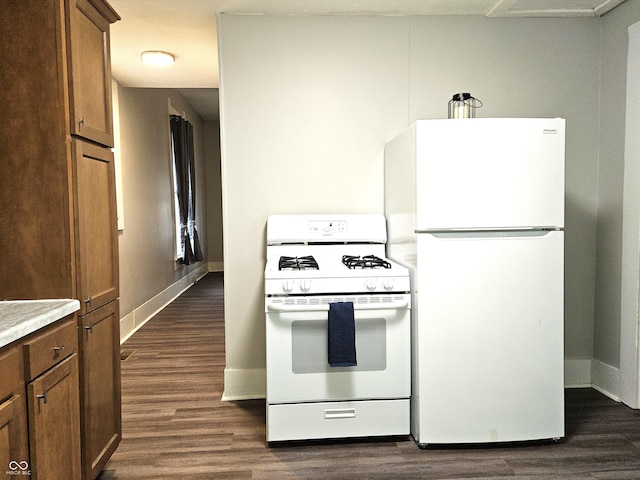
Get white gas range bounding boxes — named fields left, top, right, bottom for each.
left=264, top=214, right=411, bottom=443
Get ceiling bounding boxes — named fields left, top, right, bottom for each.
left=108, top=0, right=627, bottom=121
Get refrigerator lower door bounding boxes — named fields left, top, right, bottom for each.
left=413, top=230, right=564, bottom=445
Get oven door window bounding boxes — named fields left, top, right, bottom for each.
left=291, top=318, right=386, bottom=374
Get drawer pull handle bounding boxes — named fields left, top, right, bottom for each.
left=36, top=390, right=47, bottom=405
left=84, top=324, right=93, bottom=334
left=84, top=297, right=92, bottom=306
left=324, top=408, right=356, bottom=419
left=52, top=345, right=65, bottom=355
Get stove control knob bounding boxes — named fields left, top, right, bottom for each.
left=282, top=280, right=294, bottom=293
left=366, top=278, right=378, bottom=291
left=300, top=279, right=311, bottom=292
left=383, top=278, right=395, bottom=290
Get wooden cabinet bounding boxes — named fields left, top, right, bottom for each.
left=73, top=138, right=121, bottom=480
left=27, top=354, right=82, bottom=480
left=24, top=316, right=81, bottom=480
left=0, top=348, right=29, bottom=478
left=1, top=315, right=82, bottom=480
left=0, top=395, right=30, bottom=477
left=79, top=301, right=121, bottom=480
left=0, top=0, right=75, bottom=302
left=0, top=1, right=121, bottom=479
left=68, top=0, right=118, bottom=147
left=73, top=140, right=119, bottom=316
left=0, top=0, right=120, bottom=302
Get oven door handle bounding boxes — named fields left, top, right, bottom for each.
left=266, top=300, right=409, bottom=312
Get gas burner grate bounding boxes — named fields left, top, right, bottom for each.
left=342, top=255, right=391, bottom=269
left=278, top=255, right=319, bottom=271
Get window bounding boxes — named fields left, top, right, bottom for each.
left=169, top=114, right=203, bottom=265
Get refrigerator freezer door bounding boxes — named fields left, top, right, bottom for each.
left=413, top=230, right=564, bottom=445
left=413, top=118, right=565, bottom=231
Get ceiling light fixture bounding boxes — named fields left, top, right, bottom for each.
left=140, top=50, right=175, bottom=66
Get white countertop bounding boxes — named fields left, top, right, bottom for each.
left=0, top=299, right=80, bottom=349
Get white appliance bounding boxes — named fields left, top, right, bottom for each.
left=384, top=118, right=565, bottom=446
left=264, top=214, right=411, bottom=443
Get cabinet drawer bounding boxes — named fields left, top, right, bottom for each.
left=0, top=347, right=22, bottom=400
left=24, top=318, right=77, bottom=381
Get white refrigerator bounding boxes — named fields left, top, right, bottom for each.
left=384, top=118, right=565, bottom=446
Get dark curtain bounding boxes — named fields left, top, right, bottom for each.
left=170, top=115, right=203, bottom=265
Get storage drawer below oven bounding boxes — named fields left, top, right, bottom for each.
left=266, top=398, right=409, bottom=443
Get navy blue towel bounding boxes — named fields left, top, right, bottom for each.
left=328, top=302, right=357, bottom=367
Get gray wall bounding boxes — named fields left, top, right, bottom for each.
left=218, top=13, right=603, bottom=398
left=596, top=1, right=640, bottom=377
left=598, top=1, right=640, bottom=404
left=204, top=121, right=224, bottom=271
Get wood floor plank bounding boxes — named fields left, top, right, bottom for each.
left=98, top=273, right=640, bottom=479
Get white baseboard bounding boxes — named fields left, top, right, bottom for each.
left=221, top=367, right=266, bottom=401
left=208, top=261, right=224, bottom=272
left=119, top=264, right=209, bottom=343
left=591, top=358, right=621, bottom=402
left=565, top=357, right=621, bottom=403
left=565, top=358, right=592, bottom=388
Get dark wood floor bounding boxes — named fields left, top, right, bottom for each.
left=98, top=273, right=640, bottom=479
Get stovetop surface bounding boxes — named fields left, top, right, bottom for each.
left=264, top=244, right=407, bottom=280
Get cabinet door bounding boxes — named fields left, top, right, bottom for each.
left=0, top=395, right=30, bottom=478
left=27, top=354, right=81, bottom=480
left=73, top=140, right=119, bottom=316
left=79, top=301, right=121, bottom=480
left=67, top=0, right=117, bottom=147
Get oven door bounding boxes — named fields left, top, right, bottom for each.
left=265, top=295, right=411, bottom=404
